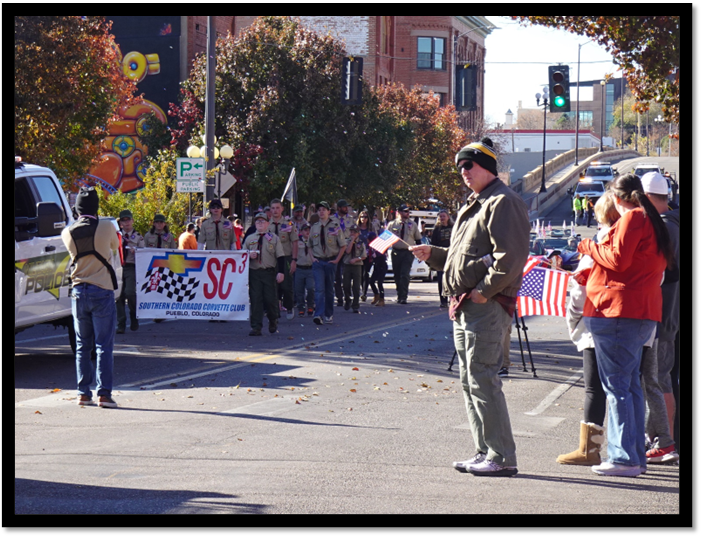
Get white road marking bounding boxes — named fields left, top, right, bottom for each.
left=525, top=371, right=583, bottom=416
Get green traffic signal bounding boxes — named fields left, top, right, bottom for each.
left=548, top=65, right=571, bottom=113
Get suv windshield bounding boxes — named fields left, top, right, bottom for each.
left=585, top=167, right=613, bottom=178
left=575, top=182, right=605, bottom=195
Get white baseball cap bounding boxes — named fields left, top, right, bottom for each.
left=641, top=172, right=668, bottom=195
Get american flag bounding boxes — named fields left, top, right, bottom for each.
left=517, top=256, right=570, bottom=317
left=369, top=229, right=400, bottom=254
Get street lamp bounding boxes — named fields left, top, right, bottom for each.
left=574, top=40, right=594, bottom=166
left=600, top=80, right=607, bottom=153
left=654, top=114, right=666, bottom=157
left=187, top=139, right=234, bottom=200
left=536, top=87, right=549, bottom=193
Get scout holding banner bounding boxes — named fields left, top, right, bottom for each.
left=135, top=248, right=250, bottom=321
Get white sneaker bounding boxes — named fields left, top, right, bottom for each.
left=592, top=462, right=643, bottom=477
left=324, top=316, right=333, bottom=324
left=286, top=310, right=295, bottom=321
left=453, top=452, right=486, bottom=473
left=467, top=459, right=518, bottom=477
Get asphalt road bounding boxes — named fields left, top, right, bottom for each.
left=14, top=280, right=683, bottom=520
left=14, top=155, right=683, bottom=520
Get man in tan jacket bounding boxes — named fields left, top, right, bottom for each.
left=411, top=137, right=529, bottom=477
left=62, top=187, right=121, bottom=408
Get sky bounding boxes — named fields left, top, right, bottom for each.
left=482, top=16, right=619, bottom=127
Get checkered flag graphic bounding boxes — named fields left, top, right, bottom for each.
left=141, top=267, right=199, bottom=302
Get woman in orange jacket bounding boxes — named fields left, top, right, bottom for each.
left=577, top=174, right=675, bottom=477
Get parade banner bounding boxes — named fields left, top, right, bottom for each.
left=135, top=248, right=250, bottom=321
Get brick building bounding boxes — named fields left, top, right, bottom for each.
left=186, top=16, right=496, bottom=132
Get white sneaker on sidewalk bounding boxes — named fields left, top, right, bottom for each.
left=592, top=462, right=643, bottom=477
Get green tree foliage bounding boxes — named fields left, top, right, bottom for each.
left=97, top=147, right=197, bottom=238
left=14, top=16, right=137, bottom=187
left=513, top=17, right=680, bottom=124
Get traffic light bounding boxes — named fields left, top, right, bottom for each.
left=341, top=57, right=363, bottom=105
left=548, top=65, right=571, bottom=113
left=455, top=63, right=477, bottom=111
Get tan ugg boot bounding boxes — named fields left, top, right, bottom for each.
left=375, top=297, right=385, bottom=307
left=371, top=293, right=380, bottom=305
left=556, top=421, right=604, bottom=465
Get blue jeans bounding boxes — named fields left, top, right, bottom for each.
left=313, top=260, right=336, bottom=318
left=584, top=316, right=656, bottom=467
left=71, top=283, right=117, bottom=397
left=294, top=267, right=315, bottom=310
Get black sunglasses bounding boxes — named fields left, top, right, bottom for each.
left=458, top=161, right=474, bottom=172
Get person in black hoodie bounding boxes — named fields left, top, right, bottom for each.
left=430, top=209, right=453, bottom=308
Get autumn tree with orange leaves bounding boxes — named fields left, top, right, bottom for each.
left=14, top=16, right=137, bottom=187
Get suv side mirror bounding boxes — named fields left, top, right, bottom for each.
left=36, top=202, right=66, bottom=237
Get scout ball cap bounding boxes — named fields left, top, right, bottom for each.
left=119, top=209, right=133, bottom=220
left=337, top=199, right=348, bottom=208
left=208, top=198, right=223, bottom=209
left=318, top=201, right=331, bottom=210
left=254, top=212, right=269, bottom=222
left=397, top=203, right=410, bottom=212
left=153, top=214, right=166, bottom=223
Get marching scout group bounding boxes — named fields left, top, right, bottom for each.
left=116, top=198, right=423, bottom=337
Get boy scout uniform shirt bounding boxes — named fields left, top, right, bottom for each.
left=143, top=230, right=176, bottom=249
left=343, top=239, right=367, bottom=266
left=297, top=237, right=315, bottom=266
left=198, top=217, right=234, bottom=250
left=268, top=216, right=298, bottom=257
left=334, top=212, right=356, bottom=240
left=121, top=231, right=144, bottom=264
left=387, top=218, right=422, bottom=250
left=244, top=232, right=285, bottom=270
left=309, top=217, right=347, bottom=259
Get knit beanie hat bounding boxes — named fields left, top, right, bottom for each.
left=455, top=137, right=498, bottom=176
left=75, top=187, right=99, bottom=216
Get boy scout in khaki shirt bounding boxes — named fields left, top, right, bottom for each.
left=143, top=214, right=177, bottom=249
left=309, top=201, right=346, bottom=325
left=198, top=199, right=234, bottom=250
left=268, top=198, right=298, bottom=319
left=387, top=204, right=422, bottom=304
left=342, top=224, right=367, bottom=313
left=294, top=223, right=316, bottom=317
left=244, top=213, right=285, bottom=336
left=117, top=209, right=144, bottom=333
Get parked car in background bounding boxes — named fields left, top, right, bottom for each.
left=380, top=248, right=437, bottom=282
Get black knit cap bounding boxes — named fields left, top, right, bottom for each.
left=75, top=187, right=99, bottom=216
left=455, top=137, right=498, bottom=176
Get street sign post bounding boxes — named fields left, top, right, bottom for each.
left=176, top=158, right=206, bottom=193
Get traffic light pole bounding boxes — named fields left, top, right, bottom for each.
left=204, top=16, right=216, bottom=206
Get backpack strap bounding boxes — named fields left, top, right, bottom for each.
left=68, top=218, right=118, bottom=290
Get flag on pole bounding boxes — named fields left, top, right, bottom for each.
left=517, top=256, right=570, bottom=317
left=369, top=229, right=401, bottom=254
left=282, top=168, right=298, bottom=210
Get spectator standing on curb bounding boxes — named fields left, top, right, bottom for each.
left=430, top=209, right=453, bottom=308
left=116, top=209, right=144, bottom=333
left=411, top=137, right=529, bottom=477
left=578, top=173, right=674, bottom=477
left=62, top=187, right=120, bottom=408
left=573, top=194, right=583, bottom=225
